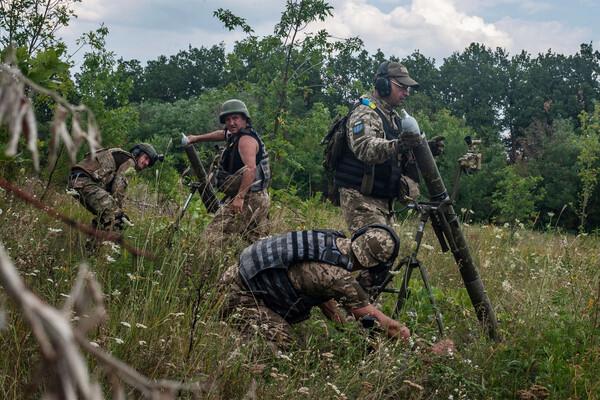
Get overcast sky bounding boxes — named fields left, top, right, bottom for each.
left=59, top=0, right=600, bottom=67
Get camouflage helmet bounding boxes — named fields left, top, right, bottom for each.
left=350, top=225, right=400, bottom=268
left=219, top=99, right=250, bottom=123
left=130, top=143, right=164, bottom=167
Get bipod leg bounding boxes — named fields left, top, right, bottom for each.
left=417, top=261, right=445, bottom=337
left=173, top=185, right=198, bottom=230
left=393, top=257, right=416, bottom=319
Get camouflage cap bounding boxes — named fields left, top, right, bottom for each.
left=376, top=61, right=419, bottom=88
left=350, top=227, right=398, bottom=268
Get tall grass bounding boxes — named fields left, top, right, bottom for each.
left=1, top=177, right=599, bottom=399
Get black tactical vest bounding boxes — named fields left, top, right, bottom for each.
left=218, top=128, right=271, bottom=192
left=238, top=230, right=351, bottom=323
left=334, top=101, right=410, bottom=199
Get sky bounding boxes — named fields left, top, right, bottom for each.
left=58, top=0, right=600, bottom=67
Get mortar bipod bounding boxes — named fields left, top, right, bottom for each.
left=381, top=201, right=446, bottom=337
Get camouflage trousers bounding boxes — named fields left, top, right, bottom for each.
left=68, top=174, right=124, bottom=231
left=339, top=187, right=396, bottom=292
left=219, top=263, right=293, bottom=351
left=339, top=187, right=394, bottom=232
left=203, top=189, right=270, bottom=247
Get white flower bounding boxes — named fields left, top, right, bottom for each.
left=135, top=323, right=148, bottom=329
left=298, top=387, right=310, bottom=395
left=138, top=340, right=147, bottom=346
left=48, top=227, right=62, bottom=233
left=421, top=244, right=434, bottom=251
left=106, top=255, right=116, bottom=263
left=120, top=321, right=131, bottom=328
left=114, top=338, right=124, bottom=344
left=502, top=280, right=512, bottom=292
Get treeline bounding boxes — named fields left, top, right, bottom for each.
left=2, top=1, right=600, bottom=231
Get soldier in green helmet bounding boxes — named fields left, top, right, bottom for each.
left=67, top=143, right=164, bottom=232
left=182, top=99, right=271, bottom=245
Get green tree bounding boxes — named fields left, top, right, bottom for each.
left=0, top=0, right=80, bottom=55
left=492, top=165, right=545, bottom=225
left=576, top=104, right=600, bottom=232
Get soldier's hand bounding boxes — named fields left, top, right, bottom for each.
left=399, top=132, right=422, bottom=149
left=428, top=135, right=445, bottom=156
left=231, top=195, right=244, bottom=213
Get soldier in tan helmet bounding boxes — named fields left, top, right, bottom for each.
left=67, top=143, right=163, bottom=232
left=219, top=225, right=410, bottom=350
left=182, top=99, right=271, bottom=245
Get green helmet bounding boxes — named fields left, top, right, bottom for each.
left=130, top=143, right=164, bottom=166
left=219, top=99, right=250, bottom=123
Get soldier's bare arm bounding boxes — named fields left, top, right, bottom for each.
left=350, top=304, right=410, bottom=340
left=186, top=129, right=226, bottom=145
left=346, top=107, right=398, bottom=165
left=230, top=135, right=259, bottom=213
left=318, top=299, right=346, bottom=324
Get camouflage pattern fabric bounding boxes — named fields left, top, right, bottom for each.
left=203, top=189, right=270, bottom=246
left=350, top=227, right=398, bottom=268
left=219, top=238, right=370, bottom=350
left=339, top=187, right=392, bottom=232
left=221, top=265, right=294, bottom=350
left=68, top=174, right=124, bottom=231
left=345, top=92, right=401, bottom=165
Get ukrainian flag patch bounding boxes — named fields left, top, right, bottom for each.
left=352, top=120, right=365, bottom=136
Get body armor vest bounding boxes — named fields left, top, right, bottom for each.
left=238, top=230, right=351, bottom=323
left=72, top=148, right=134, bottom=190
left=217, top=128, right=271, bottom=193
left=334, top=100, right=412, bottom=199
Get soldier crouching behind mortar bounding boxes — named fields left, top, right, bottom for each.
left=218, top=225, right=410, bottom=351
left=182, top=99, right=271, bottom=246
left=67, top=143, right=163, bottom=234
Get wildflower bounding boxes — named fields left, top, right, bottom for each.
left=120, top=321, right=131, bottom=328
left=277, top=352, right=292, bottom=361
left=114, top=338, right=124, bottom=344
left=138, top=340, right=147, bottom=346
left=321, top=352, right=334, bottom=359
left=48, top=227, right=62, bottom=233
left=502, top=280, right=512, bottom=292
left=547, top=212, right=555, bottom=217
left=421, top=244, right=434, bottom=251
left=135, top=323, right=148, bottom=329
left=112, top=289, right=121, bottom=296
left=106, top=255, right=116, bottom=263
left=298, top=387, right=310, bottom=395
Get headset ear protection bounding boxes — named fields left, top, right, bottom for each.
left=374, top=61, right=392, bottom=97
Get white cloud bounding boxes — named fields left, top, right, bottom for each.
left=313, top=0, right=511, bottom=61
left=494, top=17, right=591, bottom=56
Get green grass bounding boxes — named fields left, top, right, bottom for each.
left=1, top=177, right=599, bottom=399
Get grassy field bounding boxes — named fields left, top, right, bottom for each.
left=1, top=176, right=599, bottom=399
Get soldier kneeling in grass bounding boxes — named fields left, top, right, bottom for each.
left=67, top=143, right=163, bottom=232
left=219, top=224, right=410, bottom=350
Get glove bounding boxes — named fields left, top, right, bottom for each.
left=428, top=135, right=445, bottom=156
left=181, top=132, right=190, bottom=146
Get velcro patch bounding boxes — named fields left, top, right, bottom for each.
left=352, top=121, right=365, bottom=136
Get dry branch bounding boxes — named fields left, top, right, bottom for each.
left=0, top=243, right=209, bottom=399
left=0, top=49, right=100, bottom=171
left=0, top=176, right=155, bottom=260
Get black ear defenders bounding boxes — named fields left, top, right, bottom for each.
left=374, top=61, right=392, bottom=97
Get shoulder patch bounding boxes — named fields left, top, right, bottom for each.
left=352, top=120, right=365, bottom=136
